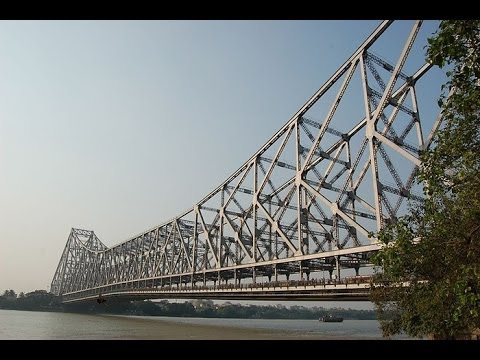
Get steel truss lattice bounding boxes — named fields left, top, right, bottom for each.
left=51, top=20, right=443, bottom=301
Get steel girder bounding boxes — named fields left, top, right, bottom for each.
left=51, top=20, right=442, bottom=299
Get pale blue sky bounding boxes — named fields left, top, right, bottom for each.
left=0, top=20, right=442, bottom=308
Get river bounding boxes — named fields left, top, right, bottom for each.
left=0, top=309, right=409, bottom=339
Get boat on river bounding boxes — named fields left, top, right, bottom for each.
left=319, top=315, right=343, bottom=322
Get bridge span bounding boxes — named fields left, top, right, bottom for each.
left=51, top=20, right=442, bottom=304
left=62, top=276, right=372, bottom=303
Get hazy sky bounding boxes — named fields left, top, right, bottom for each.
left=0, top=20, right=442, bottom=307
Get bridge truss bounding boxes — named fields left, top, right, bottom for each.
left=51, top=20, right=443, bottom=302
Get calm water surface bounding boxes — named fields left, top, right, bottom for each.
left=0, top=309, right=408, bottom=339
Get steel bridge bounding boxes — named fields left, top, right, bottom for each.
left=51, top=20, right=443, bottom=304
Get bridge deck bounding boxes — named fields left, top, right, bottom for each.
left=62, top=278, right=372, bottom=303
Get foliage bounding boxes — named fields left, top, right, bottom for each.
left=371, top=20, right=480, bottom=339
left=2, top=290, right=17, bottom=298
left=0, top=290, right=57, bottom=311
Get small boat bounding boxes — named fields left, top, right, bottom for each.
left=319, top=314, right=343, bottom=322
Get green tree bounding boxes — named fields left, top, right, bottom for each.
left=371, top=20, right=480, bottom=339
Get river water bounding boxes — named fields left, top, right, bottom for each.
left=0, top=309, right=409, bottom=339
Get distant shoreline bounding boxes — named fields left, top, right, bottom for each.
left=1, top=290, right=377, bottom=320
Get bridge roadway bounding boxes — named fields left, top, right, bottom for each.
left=61, top=276, right=372, bottom=303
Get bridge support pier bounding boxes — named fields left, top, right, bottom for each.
left=252, top=267, right=256, bottom=284
left=335, top=256, right=340, bottom=280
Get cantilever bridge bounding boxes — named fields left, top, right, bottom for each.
left=51, top=20, right=443, bottom=304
